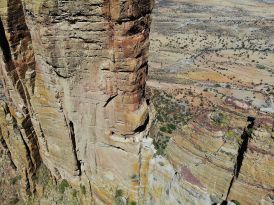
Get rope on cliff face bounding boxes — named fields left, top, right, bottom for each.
left=224, top=116, right=255, bottom=202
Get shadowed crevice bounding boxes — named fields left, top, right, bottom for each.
left=0, top=127, right=17, bottom=170
left=225, top=116, right=255, bottom=202
left=69, top=121, right=82, bottom=176
left=134, top=115, right=149, bottom=133
left=7, top=0, right=36, bottom=90
left=22, top=116, right=41, bottom=167
left=0, top=18, right=12, bottom=63
left=102, top=143, right=126, bottom=152
left=103, top=94, right=118, bottom=107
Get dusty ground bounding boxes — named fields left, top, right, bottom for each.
left=0, top=0, right=273, bottom=204
left=149, top=0, right=274, bottom=119
left=147, top=0, right=274, bottom=204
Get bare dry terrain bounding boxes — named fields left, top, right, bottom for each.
left=150, top=0, right=274, bottom=96
left=147, top=0, right=274, bottom=204
left=0, top=0, right=273, bottom=204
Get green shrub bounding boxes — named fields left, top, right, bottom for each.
left=33, top=163, right=51, bottom=187
left=247, top=128, right=253, bottom=136
left=211, top=112, right=229, bottom=127
left=72, top=189, right=77, bottom=198
left=232, top=200, right=241, bottom=205
left=212, top=112, right=224, bottom=124
left=58, top=179, right=70, bottom=193
left=80, top=184, right=86, bottom=195
left=155, top=148, right=165, bottom=156
left=10, top=175, right=21, bottom=185
left=115, top=189, right=123, bottom=198
left=153, top=134, right=170, bottom=156
left=10, top=197, right=19, bottom=205
left=160, top=124, right=176, bottom=134
left=226, top=130, right=239, bottom=139
left=256, top=64, right=267, bottom=70
left=130, top=201, right=137, bottom=205
left=157, top=114, right=164, bottom=122
left=114, top=189, right=124, bottom=205
left=115, top=198, right=124, bottom=205
left=160, top=126, right=167, bottom=132
left=167, top=123, right=176, bottom=131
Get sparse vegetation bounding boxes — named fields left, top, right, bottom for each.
left=256, top=64, right=268, bottom=70
left=33, top=163, right=51, bottom=187
left=58, top=179, right=70, bottom=194
left=160, top=126, right=167, bottom=133
left=80, top=184, right=86, bottom=195
left=10, top=196, right=19, bottom=205
left=72, top=189, right=77, bottom=198
left=153, top=133, right=170, bottom=156
left=211, top=112, right=229, bottom=127
left=130, top=201, right=137, bottom=205
left=151, top=89, right=191, bottom=127
left=232, top=200, right=241, bottom=205
left=226, top=130, right=241, bottom=142
left=160, top=124, right=176, bottom=134
left=115, top=189, right=123, bottom=198
left=10, top=175, right=21, bottom=185
left=114, top=189, right=124, bottom=205
left=247, top=128, right=253, bottom=136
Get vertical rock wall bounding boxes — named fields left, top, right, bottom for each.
left=0, top=0, right=154, bottom=202
left=0, top=0, right=40, bottom=197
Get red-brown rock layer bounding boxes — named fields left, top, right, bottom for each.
left=0, top=0, right=154, bottom=202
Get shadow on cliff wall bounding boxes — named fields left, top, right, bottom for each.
left=6, top=0, right=37, bottom=92
left=215, top=117, right=256, bottom=205
left=0, top=18, right=12, bottom=63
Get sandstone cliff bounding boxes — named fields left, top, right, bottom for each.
left=0, top=0, right=273, bottom=205
left=0, top=0, right=154, bottom=203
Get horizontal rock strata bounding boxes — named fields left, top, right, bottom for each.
left=0, top=0, right=154, bottom=202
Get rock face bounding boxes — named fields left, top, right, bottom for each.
left=1, top=0, right=273, bottom=205
left=145, top=0, right=274, bottom=204
left=143, top=86, right=273, bottom=205
left=0, top=0, right=154, bottom=203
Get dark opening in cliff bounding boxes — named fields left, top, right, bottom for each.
left=134, top=115, right=149, bottom=133
left=0, top=18, right=12, bottom=63
left=220, top=201, right=228, bottom=205
left=225, top=116, right=256, bottom=201
left=69, top=121, right=81, bottom=176
left=103, top=94, right=118, bottom=107
left=128, top=23, right=144, bottom=36
left=234, top=116, right=255, bottom=178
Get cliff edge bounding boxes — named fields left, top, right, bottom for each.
left=0, top=0, right=154, bottom=203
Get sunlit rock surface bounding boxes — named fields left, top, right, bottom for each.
left=0, top=0, right=273, bottom=204
left=0, top=0, right=154, bottom=203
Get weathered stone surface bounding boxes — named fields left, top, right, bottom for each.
left=1, top=0, right=273, bottom=204
left=0, top=0, right=154, bottom=202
